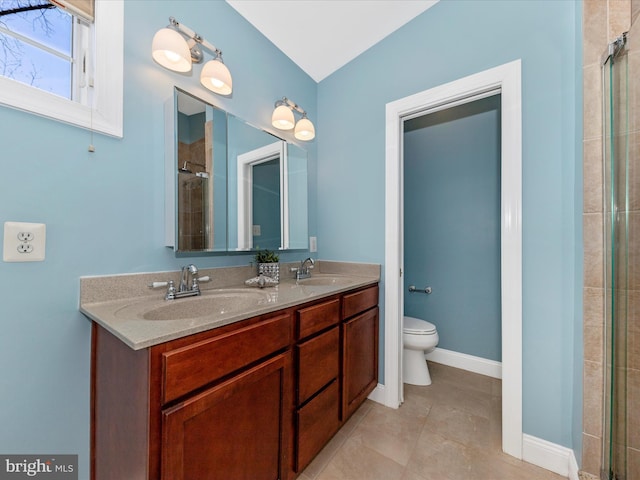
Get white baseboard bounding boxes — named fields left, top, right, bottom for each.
left=568, top=450, right=580, bottom=480
left=523, top=433, right=578, bottom=478
left=367, top=383, right=390, bottom=407
left=425, top=347, right=502, bottom=379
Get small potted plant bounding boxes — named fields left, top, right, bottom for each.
left=254, top=248, right=280, bottom=282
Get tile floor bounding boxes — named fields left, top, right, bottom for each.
left=300, top=362, right=566, bottom=480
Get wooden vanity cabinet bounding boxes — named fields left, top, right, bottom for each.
left=294, top=298, right=341, bottom=473
left=91, top=283, right=379, bottom=480
left=91, top=311, right=293, bottom=480
left=342, top=285, right=379, bottom=420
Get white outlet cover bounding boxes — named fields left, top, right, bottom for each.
left=3, top=221, right=46, bottom=262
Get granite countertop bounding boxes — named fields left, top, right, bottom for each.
left=80, top=261, right=380, bottom=350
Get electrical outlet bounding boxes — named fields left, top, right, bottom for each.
left=253, top=225, right=261, bottom=236
left=18, top=231, right=34, bottom=242
left=3, top=222, right=46, bottom=262
left=17, top=243, right=34, bottom=253
left=309, top=236, right=317, bottom=252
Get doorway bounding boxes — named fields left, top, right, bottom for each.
left=403, top=94, right=502, bottom=367
left=382, top=60, right=523, bottom=459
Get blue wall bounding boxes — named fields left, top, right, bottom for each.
left=0, top=2, right=316, bottom=478
left=177, top=111, right=205, bottom=145
left=317, top=0, right=582, bottom=450
left=403, top=95, right=501, bottom=362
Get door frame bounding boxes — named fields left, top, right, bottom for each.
left=236, top=141, right=287, bottom=250
left=382, top=60, right=523, bottom=459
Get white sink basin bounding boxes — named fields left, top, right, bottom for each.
left=115, top=289, right=271, bottom=321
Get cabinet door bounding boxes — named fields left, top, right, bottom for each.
left=342, top=307, right=379, bottom=420
left=162, top=353, right=291, bottom=480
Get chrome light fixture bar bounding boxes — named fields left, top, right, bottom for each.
left=152, top=17, right=232, bottom=96
left=271, top=97, right=315, bottom=141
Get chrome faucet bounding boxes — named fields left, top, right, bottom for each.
left=292, top=257, right=315, bottom=280
left=179, top=264, right=199, bottom=293
left=149, top=264, right=210, bottom=300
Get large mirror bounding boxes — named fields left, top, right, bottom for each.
left=165, top=88, right=309, bottom=254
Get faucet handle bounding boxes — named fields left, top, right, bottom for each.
left=165, top=280, right=177, bottom=300
left=148, top=280, right=177, bottom=300
left=198, top=275, right=211, bottom=283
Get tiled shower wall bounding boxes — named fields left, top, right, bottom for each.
left=582, top=0, right=639, bottom=477
left=177, top=138, right=207, bottom=250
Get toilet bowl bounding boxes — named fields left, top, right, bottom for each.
left=403, top=316, right=439, bottom=386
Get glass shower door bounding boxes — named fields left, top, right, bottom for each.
left=602, top=31, right=631, bottom=480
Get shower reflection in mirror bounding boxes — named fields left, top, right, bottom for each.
left=174, top=90, right=227, bottom=251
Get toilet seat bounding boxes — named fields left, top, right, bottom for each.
left=403, top=316, right=437, bottom=335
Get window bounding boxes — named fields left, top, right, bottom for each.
left=0, top=0, right=123, bottom=137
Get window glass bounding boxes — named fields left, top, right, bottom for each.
left=1, top=1, right=72, bottom=55
left=1, top=1, right=73, bottom=98
left=1, top=32, right=72, bottom=98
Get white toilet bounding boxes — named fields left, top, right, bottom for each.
left=403, top=316, right=439, bottom=386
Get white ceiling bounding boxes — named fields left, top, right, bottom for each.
left=225, top=0, right=439, bottom=82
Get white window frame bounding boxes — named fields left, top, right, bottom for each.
left=0, top=0, right=123, bottom=138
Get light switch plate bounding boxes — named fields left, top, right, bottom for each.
left=309, top=236, right=317, bottom=252
left=3, top=222, right=46, bottom=262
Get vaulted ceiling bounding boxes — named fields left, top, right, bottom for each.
left=225, top=1, right=439, bottom=82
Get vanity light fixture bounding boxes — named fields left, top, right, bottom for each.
left=152, top=17, right=232, bottom=95
left=271, top=97, right=315, bottom=141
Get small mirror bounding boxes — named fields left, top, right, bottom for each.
left=166, top=88, right=309, bottom=254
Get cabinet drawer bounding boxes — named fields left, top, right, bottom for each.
left=297, top=298, right=340, bottom=339
left=296, top=380, right=340, bottom=472
left=342, top=285, right=379, bottom=319
left=297, top=326, right=339, bottom=405
left=162, top=313, right=291, bottom=404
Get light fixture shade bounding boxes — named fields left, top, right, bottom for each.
left=200, top=58, right=233, bottom=95
left=294, top=117, right=315, bottom=141
left=272, top=105, right=295, bottom=130
left=151, top=27, right=191, bottom=73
